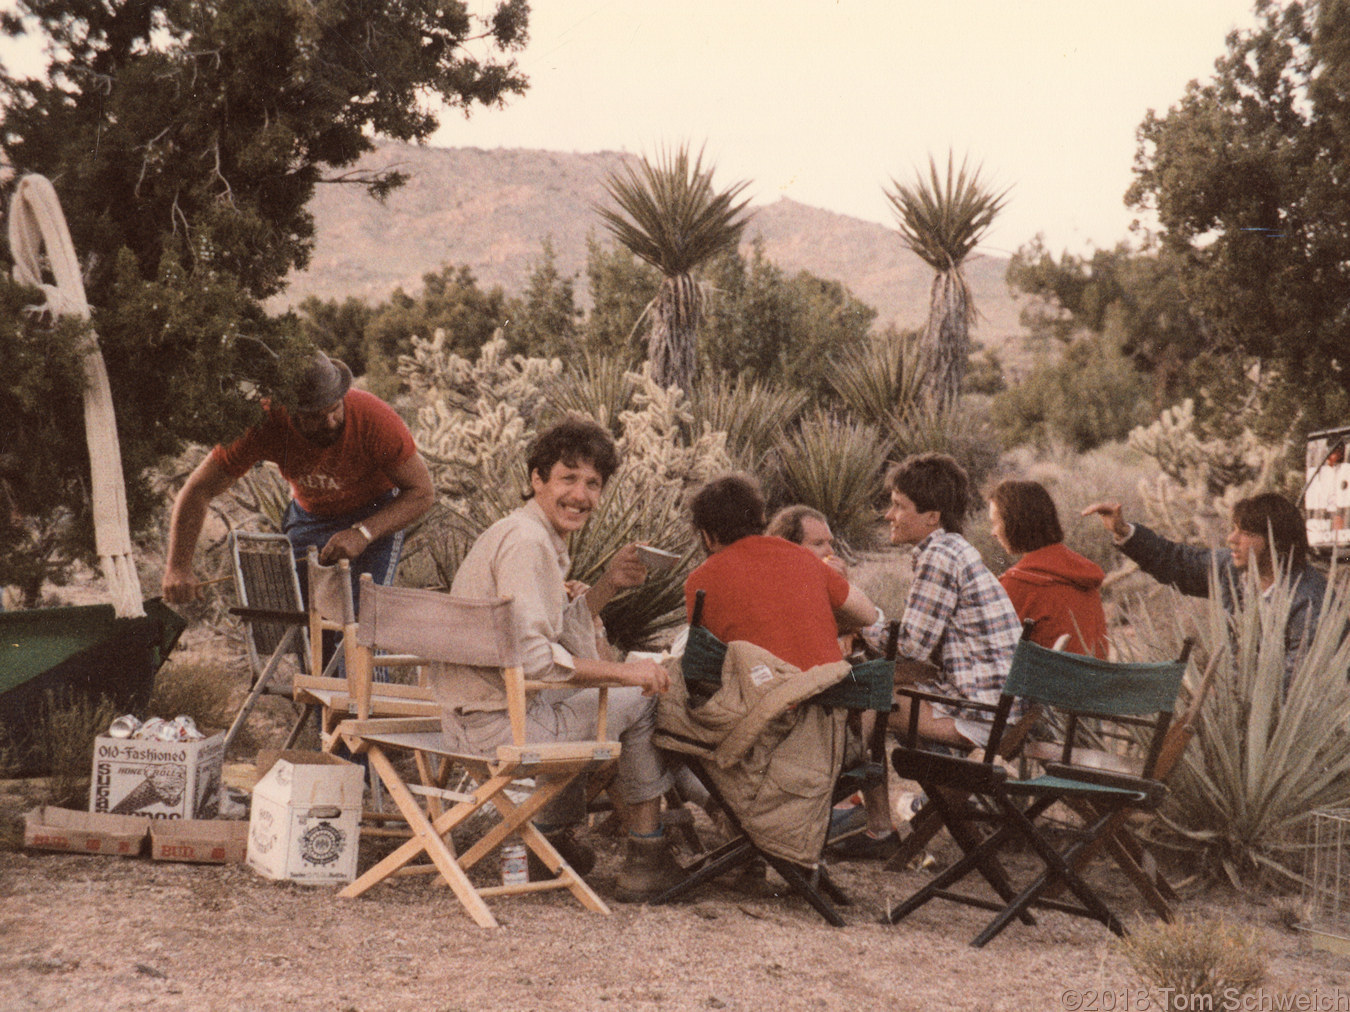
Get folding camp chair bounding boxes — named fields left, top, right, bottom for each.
left=884, top=637, right=1191, bottom=947
left=650, top=590, right=898, bottom=926
left=334, top=577, right=620, bottom=928
left=291, top=549, right=438, bottom=754
left=223, top=531, right=311, bottom=751
left=1019, top=652, right=1220, bottom=920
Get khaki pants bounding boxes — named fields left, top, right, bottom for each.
left=438, top=684, right=674, bottom=825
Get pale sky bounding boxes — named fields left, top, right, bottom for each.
left=431, top=0, right=1259, bottom=257
left=2, top=1, right=1259, bottom=257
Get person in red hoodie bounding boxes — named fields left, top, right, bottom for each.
left=987, top=479, right=1108, bottom=658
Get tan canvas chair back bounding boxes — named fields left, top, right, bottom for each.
left=293, top=553, right=436, bottom=750
left=335, top=576, right=619, bottom=926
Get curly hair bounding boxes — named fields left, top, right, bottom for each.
left=523, top=415, right=618, bottom=498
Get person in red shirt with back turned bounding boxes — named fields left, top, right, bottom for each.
left=683, top=475, right=895, bottom=857
left=161, top=352, right=434, bottom=615
left=987, top=479, right=1108, bottom=658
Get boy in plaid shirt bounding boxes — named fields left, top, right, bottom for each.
left=885, top=453, right=1021, bottom=748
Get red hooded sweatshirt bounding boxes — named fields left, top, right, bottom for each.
left=999, top=543, right=1108, bottom=658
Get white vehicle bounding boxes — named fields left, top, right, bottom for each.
left=1305, top=425, right=1350, bottom=557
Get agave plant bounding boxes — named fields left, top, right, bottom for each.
left=769, top=409, right=890, bottom=551
left=826, top=327, right=932, bottom=431
left=688, top=372, right=808, bottom=472
left=884, top=152, right=1008, bottom=412
left=1120, top=571, right=1350, bottom=887
left=597, top=144, right=752, bottom=392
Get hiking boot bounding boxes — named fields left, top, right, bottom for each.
left=527, top=827, right=596, bottom=879
left=613, top=834, right=684, bottom=903
left=828, top=828, right=900, bottom=861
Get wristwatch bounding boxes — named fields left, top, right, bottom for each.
left=354, top=522, right=374, bottom=543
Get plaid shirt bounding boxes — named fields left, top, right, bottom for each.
left=898, top=530, right=1021, bottom=719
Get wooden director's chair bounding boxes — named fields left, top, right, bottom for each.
left=334, top=577, right=620, bottom=928
left=291, top=548, right=438, bottom=754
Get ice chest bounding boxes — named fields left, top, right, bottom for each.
left=89, top=731, right=225, bottom=820
left=25, top=806, right=151, bottom=856
left=247, top=751, right=363, bottom=884
left=151, top=818, right=249, bottom=864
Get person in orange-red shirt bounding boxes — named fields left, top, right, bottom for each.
left=987, top=479, right=1108, bottom=658
left=162, top=353, right=433, bottom=610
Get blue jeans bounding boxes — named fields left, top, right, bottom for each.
left=283, top=491, right=406, bottom=680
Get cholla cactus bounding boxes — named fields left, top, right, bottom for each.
left=1129, top=398, right=1290, bottom=544
left=399, top=335, right=730, bottom=648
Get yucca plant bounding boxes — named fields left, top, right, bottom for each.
left=541, top=349, right=638, bottom=434
left=884, top=152, right=1008, bottom=412
left=1120, top=572, right=1350, bottom=887
left=688, top=371, right=808, bottom=472
left=890, top=398, right=1003, bottom=494
left=597, top=144, right=752, bottom=392
left=826, top=327, right=932, bottom=431
left=769, top=409, right=890, bottom=551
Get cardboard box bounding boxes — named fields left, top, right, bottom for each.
left=150, top=818, right=250, bottom=864
left=89, top=731, right=224, bottom=820
left=247, top=751, right=363, bottom=885
left=24, top=806, right=150, bottom=856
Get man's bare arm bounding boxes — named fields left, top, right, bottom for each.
left=162, top=456, right=238, bottom=603
left=834, top=584, right=877, bottom=632
left=318, top=452, right=435, bottom=564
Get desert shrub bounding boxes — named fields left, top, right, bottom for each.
left=147, top=658, right=236, bottom=732
left=0, top=690, right=121, bottom=806
left=402, top=334, right=730, bottom=648
left=825, top=327, right=930, bottom=432
left=1118, top=576, right=1350, bottom=887
left=1117, top=917, right=1265, bottom=1009
left=687, top=372, right=808, bottom=472
left=890, top=398, right=1003, bottom=494
left=991, top=331, right=1149, bottom=453
left=768, top=410, right=890, bottom=552
left=542, top=349, right=637, bottom=432
left=849, top=550, right=912, bottom=623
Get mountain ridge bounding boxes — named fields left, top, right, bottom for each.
left=278, top=141, right=1025, bottom=343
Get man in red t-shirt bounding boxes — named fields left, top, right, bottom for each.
left=162, top=353, right=433, bottom=605
left=684, top=476, right=875, bottom=669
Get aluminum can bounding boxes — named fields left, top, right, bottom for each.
left=500, top=840, right=529, bottom=886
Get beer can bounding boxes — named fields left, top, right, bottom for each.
left=500, top=840, right=528, bottom=886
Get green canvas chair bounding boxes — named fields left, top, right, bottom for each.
left=884, top=637, right=1191, bottom=947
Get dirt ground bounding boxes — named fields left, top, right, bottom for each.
left=3, top=621, right=1349, bottom=1011
left=2, top=820, right=1348, bottom=1012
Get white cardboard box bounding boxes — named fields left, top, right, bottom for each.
left=89, top=732, right=224, bottom=820
left=246, top=751, right=364, bottom=885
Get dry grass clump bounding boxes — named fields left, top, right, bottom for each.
left=0, top=690, right=121, bottom=808
left=147, top=657, right=235, bottom=730
left=1117, top=916, right=1265, bottom=1008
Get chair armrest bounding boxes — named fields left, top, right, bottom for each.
left=1041, top=762, right=1168, bottom=805
left=229, top=606, right=308, bottom=625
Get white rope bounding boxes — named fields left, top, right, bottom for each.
left=8, top=174, right=144, bottom=617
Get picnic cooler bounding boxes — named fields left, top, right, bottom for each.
left=247, top=751, right=364, bottom=884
